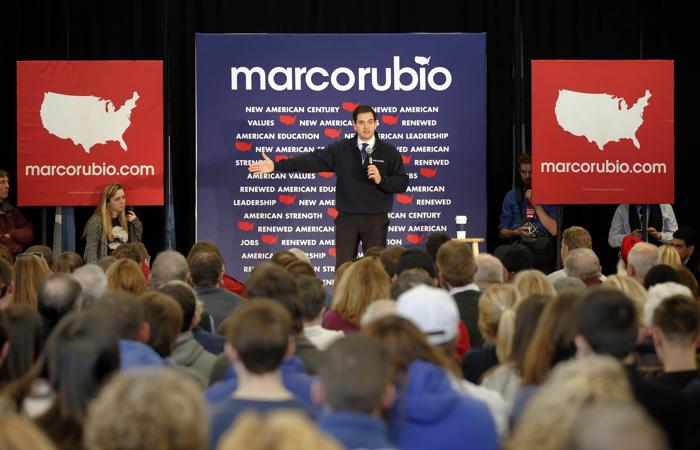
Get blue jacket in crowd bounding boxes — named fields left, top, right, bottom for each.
left=390, top=360, right=499, bottom=450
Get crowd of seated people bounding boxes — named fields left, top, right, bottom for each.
left=0, top=222, right=699, bottom=450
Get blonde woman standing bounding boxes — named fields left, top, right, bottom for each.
left=83, top=184, right=142, bottom=263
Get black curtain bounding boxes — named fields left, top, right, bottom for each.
left=11, top=0, right=700, bottom=273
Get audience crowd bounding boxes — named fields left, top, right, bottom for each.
left=0, top=222, right=699, bottom=450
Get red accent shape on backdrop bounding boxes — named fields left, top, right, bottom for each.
left=237, top=221, right=255, bottom=232
left=381, top=115, right=399, bottom=125
left=419, top=168, right=438, bottom=178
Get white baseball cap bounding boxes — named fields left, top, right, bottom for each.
left=396, top=284, right=459, bottom=345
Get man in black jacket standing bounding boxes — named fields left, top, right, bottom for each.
left=249, top=105, right=409, bottom=267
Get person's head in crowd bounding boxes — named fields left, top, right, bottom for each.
left=112, top=242, right=142, bottom=264
left=245, top=262, right=304, bottom=335
left=672, top=227, right=696, bottom=264
left=494, top=244, right=534, bottom=281
left=620, top=235, right=642, bottom=268
left=0, top=414, right=57, bottom=450
left=513, top=269, right=556, bottom=297
left=474, top=253, right=505, bottom=289
left=360, top=299, right=396, bottom=327
left=644, top=282, right=692, bottom=328
left=36, top=310, right=120, bottom=449
left=270, top=250, right=299, bottom=268
left=509, top=295, right=549, bottom=376
left=297, top=275, right=326, bottom=325
left=315, top=335, right=395, bottom=416
left=12, top=252, right=51, bottom=311
left=151, top=250, right=188, bottom=289
left=522, top=290, right=583, bottom=385
left=187, top=240, right=225, bottom=265
left=363, top=246, right=384, bottom=258
left=217, top=411, right=342, bottom=450
left=52, top=252, right=84, bottom=274
left=566, top=401, right=668, bottom=450
left=564, top=248, right=602, bottom=285
left=132, top=242, right=150, bottom=267
left=658, top=244, right=682, bottom=267
left=675, top=265, right=699, bottom=297
left=627, top=242, right=660, bottom=282
left=71, top=264, right=107, bottom=309
left=88, top=183, right=129, bottom=241
left=643, top=264, right=680, bottom=290
left=395, top=249, right=436, bottom=281
left=106, top=258, right=146, bottom=295
left=560, top=226, right=593, bottom=262
left=84, top=369, right=207, bottom=450
left=286, top=247, right=312, bottom=265
left=574, top=288, right=638, bottom=360
left=0, top=258, right=12, bottom=309
left=379, top=246, right=407, bottom=278
left=603, top=275, right=647, bottom=328
left=93, top=291, right=149, bottom=342
left=36, top=273, right=82, bottom=343
left=187, top=250, right=224, bottom=288
left=0, top=304, right=41, bottom=384
left=159, top=281, right=199, bottom=333
left=25, top=245, right=53, bottom=268
left=435, top=240, right=476, bottom=289
left=552, top=276, right=586, bottom=293
left=332, top=260, right=353, bottom=294
left=285, top=260, right=316, bottom=278
left=362, top=315, right=461, bottom=381
left=95, top=256, right=116, bottom=273
left=390, top=268, right=433, bottom=299
left=478, top=284, right=521, bottom=362
left=651, top=294, right=700, bottom=373
left=0, top=244, right=12, bottom=265
left=224, top=299, right=293, bottom=377
left=139, top=290, right=183, bottom=357
left=331, top=256, right=390, bottom=328
left=505, top=355, right=634, bottom=450
left=425, top=232, right=451, bottom=262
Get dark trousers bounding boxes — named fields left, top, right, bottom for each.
left=335, top=213, right=389, bottom=268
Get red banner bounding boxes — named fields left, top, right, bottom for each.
left=17, top=61, right=163, bottom=206
left=532, top=60, right=674, bottom=204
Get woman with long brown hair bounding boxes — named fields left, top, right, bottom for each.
left=83, top=183, right=142, bottom=263
left=12, top=253, right=51, bottom=311
left=322, top=257, right=390, bottom=332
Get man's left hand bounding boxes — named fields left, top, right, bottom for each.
left=368, top=165, right=381, bottom=184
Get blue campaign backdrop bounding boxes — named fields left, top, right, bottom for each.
left=196, top=33, right=486, bottom=286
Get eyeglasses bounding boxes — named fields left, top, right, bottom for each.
left=16, top=252, right=44, bottom=259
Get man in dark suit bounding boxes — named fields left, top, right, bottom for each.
left=436, top=240, right=483, bottom=348
left=249, top=105, right=409, bottom=267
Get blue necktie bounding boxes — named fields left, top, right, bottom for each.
left=361, top=143, right=368, bottom=162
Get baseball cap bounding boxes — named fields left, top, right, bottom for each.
left=396, top=284, right=459, bottom=345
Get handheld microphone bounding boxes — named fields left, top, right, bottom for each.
left=366, top=146, right=374, bottom=165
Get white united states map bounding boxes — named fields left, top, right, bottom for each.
left=555, top=89, right=651, bottom=150
left=39, top=91, right=140, bottom=153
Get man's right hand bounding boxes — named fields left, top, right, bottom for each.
left=630, top=229, right=643, bottom=239
left=248, top=152, right=274, bottom=174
